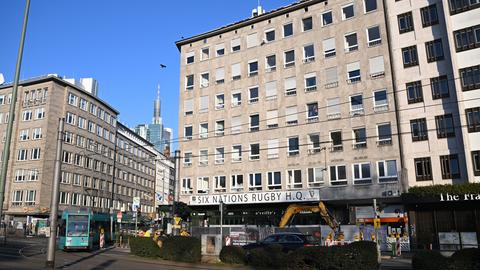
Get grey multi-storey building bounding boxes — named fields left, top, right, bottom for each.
left=0, top=75, right=156, bottom=228
left=176, top=0, right=404, bottom=228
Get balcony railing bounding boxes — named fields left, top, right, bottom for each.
left=347, top=76, right=361, bottom=84
left=303, top=56, right=315, bottom=63
left=325, top=81, right=339, bottom=88
left=370, top=71, right=385, bottom=79
left=285, top=89, right=297, bottom=96
left=305, top=85, right=317, bottom=92
left=353, top=142, right=367, bottom=149
left=368, top=39, right=382, bottom=47
left=327, top=112, right=341, bottom=120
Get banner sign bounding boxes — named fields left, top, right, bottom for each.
left=189, top=190, right=320, bottom=205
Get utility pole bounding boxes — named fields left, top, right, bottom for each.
left=46, top=118, right=64, bottom=268
left=0, top=0, right=30, bottom=232
left=110, top=130, right=118, bottom=242
left=373, top=199, right=381, bottom=264
left=171, top=150, right=180, bottom=236
left=219, top=200, right=224, bottom=245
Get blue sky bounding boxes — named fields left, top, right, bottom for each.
left=0, top=0, right=293, bottom=144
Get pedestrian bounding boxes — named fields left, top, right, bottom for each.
left=23, top=222, right=27, bottom=237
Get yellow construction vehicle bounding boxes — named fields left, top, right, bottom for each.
left=279, top=202, right=343, bottom=240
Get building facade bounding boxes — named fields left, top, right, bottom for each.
left=0, top=76, right=156, bottom=226
left=176, top=0, right=405, bottom=229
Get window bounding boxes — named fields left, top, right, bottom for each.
left=215, top=43, right=225, bottom=56
left=284, top=50, right=295, bottom=68
left=307, top=102, right=319, bottom=121
left=248, top=60, right=258, bottom=76
left=249, top=86, right=259, bottom=103
left=283, top=23, right=293, bottom=37
left=35, top=108, right=45, bottom=119
left=22, top=110, right=32, bottom=121
left=267, top=171, right=282, bottom=189
left=364, top=0, right=377, bottom=12
left=19, top=129, right=29, bottom=141
left=308, top=168, right=324, bottom=187
left=31, top=148, right=41, bottom=160
left=325, top=67, right=338, bottom=88
left=411, top=118, right=428, bottom=141
left=199, top=96, right=208, bottom=113
left=302, top=17, right=313, bottom=31
left=308, top=134, right=321, bottom=154
left=246, top=33, right=258, bottom=48
left=12, top=190, right=23, bottom=206
left=266, top=110, right=278, bottom=128
left=15, top=169, right=26, bottom=182
left=421, top=4, right=439, bottom=27
left=29, top=170, right=39, bottom=181
left=472, top=151, right=480, bottom=176
left=353, top=163, right=371, bottom=184
left=184, top=125, right=193, bottom=140
left=350, top=94, right=364, bottom=115
left=378, top=160, right=398, bottom=182
left=186, top=51, right=195, bottom=64
left=287, top=169, right=302, bottom=188
left=431, top=75, right=450, bottom=99
left=466, top=107, right=480, bottom=132
left=250, top=143, right=260, bottom=160
left=460, top=65, right=480, bottom=91
left=342, top=4, right=355, bottom=20
left=68, top=93, right=78, bottom=106
left=184, top=152, right=192, bottom=166
left=374, top=89, right=388, bottom=111
left=59, top=192, right=70, bottom=205
left=25, top=190, right=36, bottom=205
left=201, top=47, right=209, bottom=60
left=454, top=25, right=480, bottom=52
left=200, top=73, right=209, bottom=88
left=286, top=106, right=298, bottom=125
left=215, top=120, right=224, bottom=136
left=266, top=55, right=276, bottom=71
left=87, top=121, right=95, bottom=132
left=440, top=154, right=460, bottom=179
left=231, top=116, right=241, bottom=134
left=367, top=26, right=381, bottom=47
left=215, top=94, right=225, bottom=110
left=232, top=92, right=241, bottom=107
left=406, top=81, right=423, bottom=104
left=77, top=117, right=86, bottom=129
left=305, top=73, right=317, bottom=92
left=215, top=67, right=225, bottom=84
left=402, top=46, right=418, bottom=67
left=267, top=139, right=279, bottom=158
left=215, top=147, right=225, bottom=164
left=353, top=127, right=367, bottom=149
left=181, top=178, right=193, bottom=194
left=377, top=123, right=392, bottom=145
left=288, top=136, right=299, bottom=156
left=232, top=145, right=242, bottom=162
left=448, top=0, right=480, bottom=15
left=250, top=114, right=259, bottom=132
left=231, top=38, right=241, bottom=52
left=425, top=39, right=444, bottom=62
left=231, top=174, right=244, bottom=191
left=344, top=32, right=358, bottom=52
left=249, top=173, right=262, bottom=190
left=436, top=114, right=455, bottom=138
left=198, top=123, right=208, bottom=139
left=321, top=11, right=333, bottom=26
left=265, top=29, right=275, bottom=42
left=265, top=81, right=277, bottom=99
left=330, top=165, right=347, bottom=185
left=214, top=176, right=226, bottom=192
left=330, top=130, right=343, bottom=151
left=303, top=44, right=315, bottom=63
left=17, top=149, right=28, bottom=161
left=284, top=77, right=297, bottom=96
left=197, top=177, right=209, bottom=194
left=185, top=75, right=194, bottom=90
left=231, top=63, right=241, bottom=80
left=323, top=38, right=336, bottom=58
left=398, top=12, right=414, bottom=33
left=199, top=150, right=208, bottom=166
left=347, top=62, right=361, bottom=83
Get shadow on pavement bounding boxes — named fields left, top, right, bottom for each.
left=89, top=259, right=116, bottom=270
left=57, top=247, right=113, bottom=269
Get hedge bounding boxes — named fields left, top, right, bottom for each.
left=159, top=236, right=201, bottom=263
left=219, top=246, right=246, bottom=265
left=128, top=236, right=161, bottom=258
left=412, top=249, right=480, bottom=270
left=404, top=183, right=480, bottom=199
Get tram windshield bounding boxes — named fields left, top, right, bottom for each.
left=67, top=215, right=89, bottom=237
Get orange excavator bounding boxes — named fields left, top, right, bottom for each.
left=279, top=202, right=343, bottom=240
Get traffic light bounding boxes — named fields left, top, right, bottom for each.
left=137, top=207, right=141, bottom=218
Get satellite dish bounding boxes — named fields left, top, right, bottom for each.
left=0, top=73, right=4, bottom=85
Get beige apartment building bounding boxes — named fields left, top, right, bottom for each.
left=176, top=0, right=405, bottom=228
left=0, top=75, right=156, bottom=225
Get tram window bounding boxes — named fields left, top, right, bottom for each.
left=59, top=219, right=66, bottom=237
left=67, top=215, right=89, bottom=237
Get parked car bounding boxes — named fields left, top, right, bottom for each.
left=242, top=232, right=318, bottom=252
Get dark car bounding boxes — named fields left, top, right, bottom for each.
left=243, top=233, right=318, bottom=252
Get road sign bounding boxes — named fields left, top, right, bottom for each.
left=117, top=212, right=122, bottom=223
left=168, top=194, right=174, bottom=202
left=374, top=218, right=381, bottom=229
